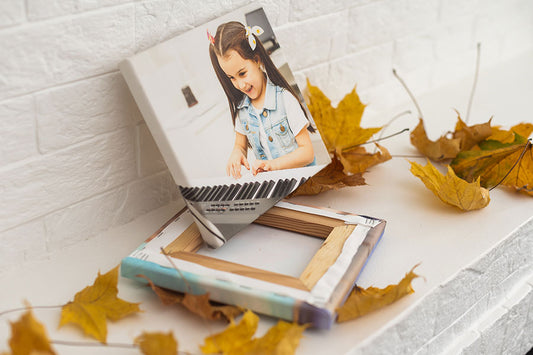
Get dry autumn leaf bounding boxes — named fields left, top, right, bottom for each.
left=6, top=308, right=56, bottom=355
left=487, top=123, right=533, bottom=143
left=451, top=135, right=533, bottom=195
left=409, top=160, right=490, bottom=210
left=200, top=310, right=259, bottom=354
left=306, top=79, right=381, bottom=153
left=134, top=331, right=178, bottom=355
left=338, top=143, right=392, bottom=175
left=289, top=156, right=365, bottom=197
left=410, top=116, right=492, bottom=161
left=138, top=274, right=243, bottom=322
left=336, top=265, right=420, bottom=322
left=59, top=265, right=141, bottom=343
left=232, top=321, right=308, bottom=355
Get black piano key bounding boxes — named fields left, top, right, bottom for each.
left=220, top=184, right=236, bottom=201
left=246, top=182, right=261, bottom=199
left=261, top=180, right=276, bottom=198
left=196, top=186, right=212, bottom=201
left=178, top=186, right=191, bottom=198
left=184, top=187, right=199, bottom=200
left=234, top=182, right=249, bottom=200
left=298, top=177, right=307, bottom=187
left=212, top=184, right=229, bottom=201
left=204, top=185, right=220, bottom=201
left=276, top=179, right=291, bottom=198
left=227, top=183, right=242, bottom=200
left=254, top=180, right=270, bottom=199
left=280, top=178, right=297, bottom=197
left=191, top=186, right=208, bottom=201
left=270, top=179, right=285, bottom=198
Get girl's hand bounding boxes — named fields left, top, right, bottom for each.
left=252, top=160, right=276, bottom=176
left=226, top=149, right=249, bottom=179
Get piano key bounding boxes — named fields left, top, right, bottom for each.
left=178, top=186, right=191, bottom=198
left=254, top=180, right=270, bottom=199
left=220, top=184, right=236, bottom=201
left=204, top=185, right=220, bottom=201
left=245, top=182, right=261, bottom=199
left=280, top=178, right=297, bottom=197
left=270, top=179, right=286, bottom=198
left=184, top=187, right=200, bottom=200
left=212, top=184, right=229, bottom=201
left=234, top=182, right=250, bottom=200
left=196, top=186, right=212, bottom=201
left=262, top=180, right=276, bottom=199
left=227, top=183, right=242, bottom=200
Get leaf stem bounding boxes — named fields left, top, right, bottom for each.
left=160, top=247, right=193, bottom=294
left=0, top=304, right=65, bottom=317
left=466, top=43, right=481, bottom=124
left=392, top=68, right=424, bottom=119
left=489, top=139, right=532, bottom=191
left=342, top=128, right=410, bottom=152
left=51, top=339, right=136, bottom=349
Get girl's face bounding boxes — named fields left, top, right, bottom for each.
left=218, top=50, right=265, bottom=103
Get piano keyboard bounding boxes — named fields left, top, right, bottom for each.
left=178, top=177, right=307, bottom=248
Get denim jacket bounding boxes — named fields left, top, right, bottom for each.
left=237, top=81, right=299, bottom=161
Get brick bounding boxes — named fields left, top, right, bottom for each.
left=36, top=72, right=141, bottom=152
left=500, top=284, right=532, bottom=354
left=439, top=0, right=481, bottom=22
left=134, top=0, right=248, bottom=51
left=393, top=33, right=434, bottom=73
left=260, top=1, right=291, bottom=27
left=44, top=186, right=127, bottom=251
left=0, top=220, right=46, bottom=273
left=276, top=12, right=348, bottom=71
left=0, top=95, right=38, bottom=165
left=0, top=5, right=135, bottom=100
left=0, top=128, right=137, bottom=232
left=348, top=0, right=439, bottom=52
left=137, top=123, right=167, bottom=177
left=0, top=0, right=24, bottom=28
left=27, top=0, right=132, bottom=20
left=432, top=18, right=476, bottom=63
left=289, top=0, right=349, bottom=22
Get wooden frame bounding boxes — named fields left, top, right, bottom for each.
left=121, top=201, right=385, bottom=328
left=162, top=206, right=354, bottom=291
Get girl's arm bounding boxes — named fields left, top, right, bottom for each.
left=252, top=128, right=314, bottom=175
left=227, top=132, right=250, bottom=179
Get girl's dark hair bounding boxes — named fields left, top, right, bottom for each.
left=209, top=21, right=311, bottom=129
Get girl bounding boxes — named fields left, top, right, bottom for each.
left=209, top=21, right=315, bottom=179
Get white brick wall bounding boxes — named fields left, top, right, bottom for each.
left=1, top=0, right=532, bottom=276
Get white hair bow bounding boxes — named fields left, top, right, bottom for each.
left=245, top=25, right=264, bottom=50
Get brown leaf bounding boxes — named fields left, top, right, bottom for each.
left=338, top=143, right=392, bottom=175
left=59, top=266, right=141, bottom=343
left=451, top=136, right=533, bottom=195
left=409, top=160, right=490, bottom=210
left=410, top=118, right=461, bottom=161
left=138, top=274, right=242, bottom=322
left=306, top=80, right=381, bottom=152
left=487, top=123, right=533, bottom=143
left=200, top=310, right=259, bottom=354
left=336, top=265, right=420, bottom=322
left=134, top=331, right=178, bottom=355
left=289, top=156, right=365, bottom=197
left=8, top=308, right=56, bottom=355
left=452, top=114, right=492, bottom=151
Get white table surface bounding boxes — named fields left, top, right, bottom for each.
left=1, top=51, right=532, bottom=355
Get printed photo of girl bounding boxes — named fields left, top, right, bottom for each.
left=209, top=21, right=316, bottom=179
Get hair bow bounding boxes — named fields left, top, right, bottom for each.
left=245, top=25, right=264, bottom=50
left=207, top=29, right=215, bottom=45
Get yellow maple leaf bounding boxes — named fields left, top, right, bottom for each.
left=234, top=321, right=308, bottom=355
left=409, top=160, right=490, bottom=210
left=200, top=310, right=259, bottom=354
left=306, top=79, right=381, bottom=153
left=488, top=123, right=533, bottom=143
left=59, top=265, right=141, bottom=343
left=134, top=331, right=178, bottom=355
left=453, top=114, right=492, bottom=151
left=336, top=265, right=420, bottom=322
left=7, top=308, right=56, bottom=355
